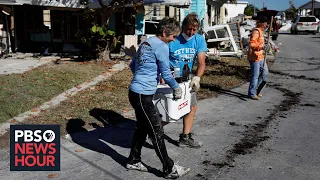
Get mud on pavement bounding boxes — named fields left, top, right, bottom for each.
left=194, top=84, right=302, bottom=180
left=270, top=70, right=320, bottom=83
left=269, top=57, right=320, bottom=83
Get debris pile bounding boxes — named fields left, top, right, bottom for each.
left=204, top=18, right=280, bottom=61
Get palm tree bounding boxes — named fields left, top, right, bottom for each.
left=285, top=0, right=298, bottom=19
left=244, top=4, right=260, bottom=16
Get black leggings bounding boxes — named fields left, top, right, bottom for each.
left=127, top=90, right=174, bottom=173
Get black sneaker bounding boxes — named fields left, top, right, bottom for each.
left=178, top=133, right=203, bottom=148
left=164, top=164, right=190, bottom=179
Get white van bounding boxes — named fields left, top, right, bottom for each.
left=291, top=15, right=318, bottom=34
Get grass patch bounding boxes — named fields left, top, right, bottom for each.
left=198, top=57, right=250, bottom=100
left=0, top=61, right=110, bottom=123
left=26, top=69, right=133, bottom=135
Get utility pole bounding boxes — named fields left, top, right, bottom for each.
left=254, top=0, right=256, bottom=15
left=312, top=0, right=315, bottom=15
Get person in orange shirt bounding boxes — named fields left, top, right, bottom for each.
left=247, top=19, right=269, bottom=100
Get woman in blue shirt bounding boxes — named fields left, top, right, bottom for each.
left=126, top=17, right=190, bottom=179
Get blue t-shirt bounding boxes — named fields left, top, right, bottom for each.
left=129, top=36, right=179, bottom=95
left=168, top=33, right=208, bottom=76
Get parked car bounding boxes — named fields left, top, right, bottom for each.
left=290, top=15, right=318, bottom=34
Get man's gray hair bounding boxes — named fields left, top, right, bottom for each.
left=156, top=17, right=181, bottom=36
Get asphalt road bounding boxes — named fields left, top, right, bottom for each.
left=198, top=33, right=320, bottom=180
left=1, top=33, right=320, bottom=180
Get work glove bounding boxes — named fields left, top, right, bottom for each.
left=173, top=87, right=182, bottom=100
left=190, top=76, right=201, bottom=92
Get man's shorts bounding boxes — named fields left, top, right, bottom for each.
left=190, top=92, right=197, bottom=107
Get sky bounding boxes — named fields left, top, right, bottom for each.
left=247, top=0, right=309, bottom=11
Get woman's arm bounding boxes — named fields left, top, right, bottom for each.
left=129, top=56, right=136, bottom=73
left=250, top=30, right=264, bottom=51
left=155, top=45, right=179, bottom=89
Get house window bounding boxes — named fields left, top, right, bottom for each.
left=165, top=6, right=169, bottom=16
left=43, top=10, right=51, bottom=29
left=152, top=6, right=160, bottom=17
left=67, top=13, right=83, bottom=41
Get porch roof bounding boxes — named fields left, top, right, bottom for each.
left=298, top=0, right=320, bottom=10
left=14, top=0, right=84, bottom=8
left=207, top=0, right=233, bottom=6
left=0, top=0, right=22, bottom=5
left=142, top=0, right=190, bottom=7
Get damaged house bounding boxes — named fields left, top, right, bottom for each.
left=0, top=0, right=87, bottom=54
left=0, top=0, right=245, bottom=57
left=0, top=0, right=142, bottom=55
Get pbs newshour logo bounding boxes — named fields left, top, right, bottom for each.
left=10, top=125, right=60, bottom=171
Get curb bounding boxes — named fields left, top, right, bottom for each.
left=0, top=61, right=128, bottom=136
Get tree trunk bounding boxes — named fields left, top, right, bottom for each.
left=101, top=42, right=111, bottom=61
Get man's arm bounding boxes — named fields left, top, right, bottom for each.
left=190, top=35, right=208, bottom=91
left=195, top=34, right=208, bottom=77
left=196, top=52, right=206, bottom=77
